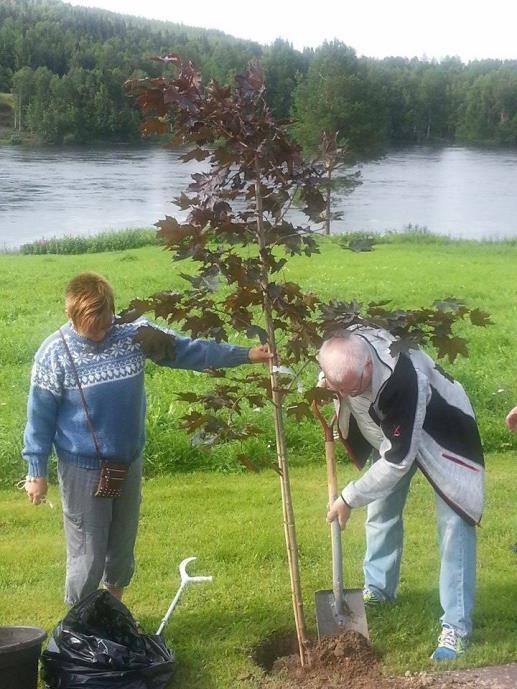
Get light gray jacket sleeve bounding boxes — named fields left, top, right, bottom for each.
left=342, top=369, right=429, bottom=507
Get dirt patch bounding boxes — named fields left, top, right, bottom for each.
left=418, top=664, right=517, bottom=688
left=251, top=629, right=300, bottom=673
left=254, top=630, right=517, bottom=689
left=255, top=630, right=417, bottom=689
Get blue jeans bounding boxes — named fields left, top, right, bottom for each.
left=363, top=464, right=476, bottom=637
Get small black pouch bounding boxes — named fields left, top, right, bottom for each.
left=93, top=460, right=128, bottom=498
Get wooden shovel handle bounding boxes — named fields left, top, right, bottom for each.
left=310, top=400, right=335, bottom=440
left=312, top=401, right=346, bottom=611
left=311, top=401, right=338, bottom=502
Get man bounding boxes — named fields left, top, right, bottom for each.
left=319, top=325, right=484, bottom=661
left=23, top=271, right=271, bottom=605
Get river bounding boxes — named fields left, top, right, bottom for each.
left=1, top=145, right=517, bottom=249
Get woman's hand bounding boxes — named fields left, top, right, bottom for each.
left=326, top=496, right=351, bottom=530
left=505, top=406, right=517, bottom=432
left=248, top=345, right=273, bottom=364
left=25, top=477, right=48, bottom=505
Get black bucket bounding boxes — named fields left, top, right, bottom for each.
left=0, top=626, right=47, bottom=689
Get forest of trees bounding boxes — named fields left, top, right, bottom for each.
left=2, top=0, right=517, bottom=150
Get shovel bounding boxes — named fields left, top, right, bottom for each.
left=312, top=402, right=369, bottom=640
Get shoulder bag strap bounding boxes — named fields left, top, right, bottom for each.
left=59, top=328, right=102, bottom=463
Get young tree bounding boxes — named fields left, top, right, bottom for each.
left=124, top=57, right=491, bottom=665
left=125, top=56, right=326, bottom=665
left=318, top=131, right=361, bottom=235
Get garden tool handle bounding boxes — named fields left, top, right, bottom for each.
left=311, top=400, right=335, bottom=443
left=156, top=557, right=213, bottom=636
left=325, top=434, right=339, bottom=504
left=326, top=431, right=346, bottom=617
left=311, top=402, right=345, bottom=617
left=179, top=556, right=213, bottom=585
left=310, top=401, right=339, bottom=501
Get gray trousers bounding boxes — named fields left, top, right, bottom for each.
left=58, top=458, right=142, bottom=605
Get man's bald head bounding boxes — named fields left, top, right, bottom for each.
left=318, top=334, right=372, bottom=397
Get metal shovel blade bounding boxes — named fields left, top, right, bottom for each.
left=315, top=587, right=368, bottom=640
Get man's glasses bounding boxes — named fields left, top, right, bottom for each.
left=328, top=358, right=372, bottom=397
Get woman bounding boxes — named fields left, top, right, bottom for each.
left=23, top=271, right=270, bottom=604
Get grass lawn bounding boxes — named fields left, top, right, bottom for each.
left=0, top=238, right=516, bottom=685
left=0, top=459, right=516, bottom=688
left=1, top=239, right=516, bottom=484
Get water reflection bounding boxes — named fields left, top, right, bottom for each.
left=1, top=145, right=517, bottom=248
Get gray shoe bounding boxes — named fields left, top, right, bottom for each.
left=362, top=588, right=384, bottom=606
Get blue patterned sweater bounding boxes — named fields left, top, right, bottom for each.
left=22, top=319, right=251, bottom=477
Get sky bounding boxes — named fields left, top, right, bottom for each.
left=68, top=0, right=517, bottom=63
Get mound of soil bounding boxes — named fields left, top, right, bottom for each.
left=258, top=630, right=409, bottom=689
left=255, top=630, right=498, bottom=689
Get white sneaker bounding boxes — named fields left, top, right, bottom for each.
left=430, top=624, right=467, bottom=660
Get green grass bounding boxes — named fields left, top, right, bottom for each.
left=334, top=224, right=517, bottom=247
left=2, top=238, right=515, bottom=486
left=0, top=237, right=516, bottom=685
left=17, top=228, right=157, bottom=255
left=0, top=460, right=515, bottom=688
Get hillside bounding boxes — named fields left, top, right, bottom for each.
left=1, top=1, right=517, bottom=147
left=0, top=0, right=294, bottom=142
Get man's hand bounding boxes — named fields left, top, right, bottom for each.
left=248, top=345, right=273, bottom=364
left=24, top=477, right=48, bottom=505
left=326, top=496, right=351, bottom=530
left=505, top=406, right=517, bottom=432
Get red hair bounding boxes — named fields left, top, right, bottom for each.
left=65, top=272, right=114, bottom=330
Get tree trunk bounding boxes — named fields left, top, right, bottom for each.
left=324, top=163, right=332, bottom=235
left=254, top=164, right=309, bottom=667
left=16, top=93, right=22, bottom=132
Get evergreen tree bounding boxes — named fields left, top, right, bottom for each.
left=291, top=41, right=387, bottom=156
left=2, top=0, right=517, bottom=147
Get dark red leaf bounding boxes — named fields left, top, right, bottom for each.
left=237, top=454, right=260, bottom=473
left=469, top=308, right=492, bottom=327
left=286, top=402, right=312, bottom=422
left=304, top=387, right=338, bottom=404
left=133, top=325, right=176, bottom=362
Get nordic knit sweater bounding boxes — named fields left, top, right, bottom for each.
left=22, top=319, right=251, bottom=477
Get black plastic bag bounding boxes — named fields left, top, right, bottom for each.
left=41, top=590, right=175, bottom=689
